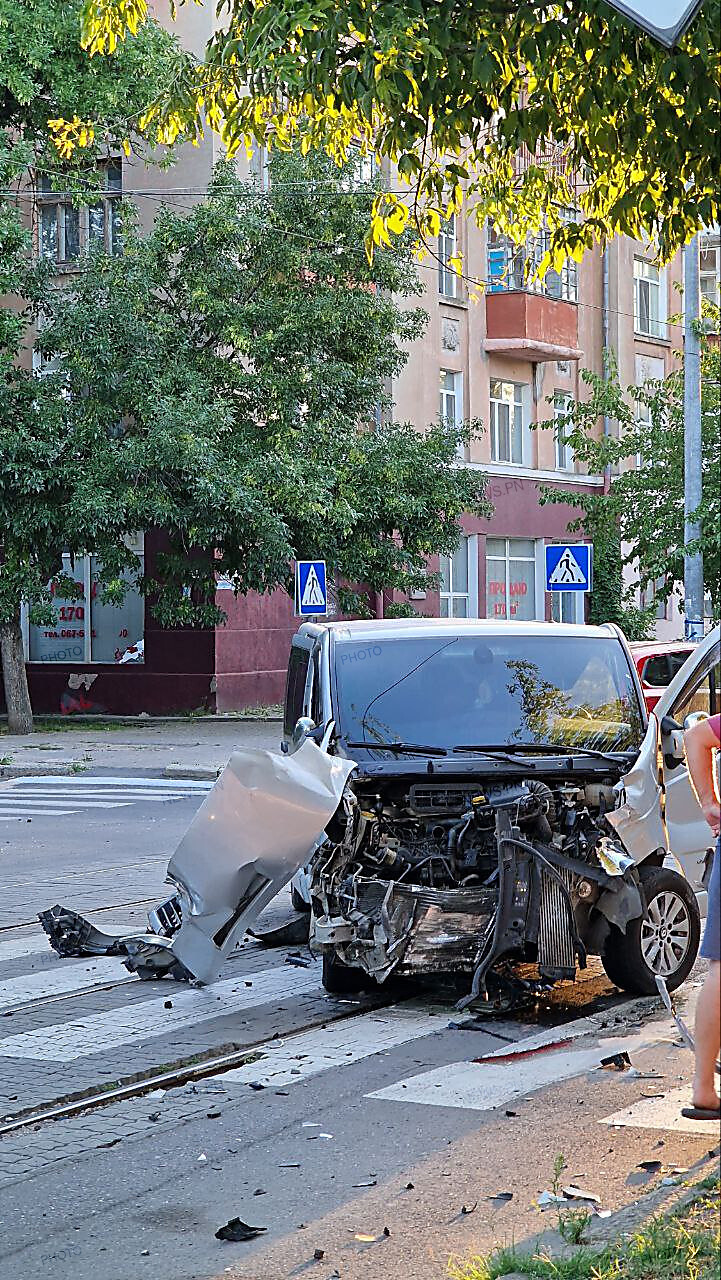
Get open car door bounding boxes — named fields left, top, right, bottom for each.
left=655, top=626, right=720, bottom=901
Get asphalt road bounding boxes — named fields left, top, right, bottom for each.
left=0, top=771, right=715, bottom=1280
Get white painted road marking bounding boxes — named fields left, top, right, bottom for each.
left=0, top=775, right=212, bottom=822
left=0, top=936, right=52, bottom=963
left=219, top=1005, right=451, bottom=1090
left=0, top=962, right=322, bottom=1061
left=366, top=1030, right=665, bottom=1111
left=0, top=957, right=135, bottom=1011
left=601, top=1086, right=721, bottom=1135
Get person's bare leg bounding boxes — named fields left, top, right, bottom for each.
left=693, top=961, right=721, bottom=1110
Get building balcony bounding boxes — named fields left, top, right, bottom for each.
left=483, top=290, right=581, bottom=362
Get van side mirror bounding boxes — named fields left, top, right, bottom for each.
left=292, top=716, right=316, bottom=748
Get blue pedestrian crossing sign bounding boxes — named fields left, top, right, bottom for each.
left=545, top=544, right=593, bottom=593
left=295, top=560, right=328, bottom=616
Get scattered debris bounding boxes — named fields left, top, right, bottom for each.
left=148, top=1111, right=161, bottom=1122
left=140, top=1249, right=150, bottom=1257
left=303, top=1122, right=321, bottom=1128
left=97, top=1137, right=121, bottom=1149
left=285, top=954, right=311, bottom=968
left=562, top=1185, right=600, bottom=1204
left=215, top=1218, right=267, bottom=1243
left=600, top=1051, right=632, bottom=1071
left=637, top=1160, right=663, bottom=1173
left=537, top=1191, right=567, bottom=1208
left=253, top=1188, right=267, bottom=1196
left=164, top=999, right=173, bottom=1009
left=313, top=1248, right=325, bottom=1261
left=354, top=1233, right=376, bottom=1243
left=248, top=1082, right=265, bottom=1091
left=383, top=1226, right=391, bottom=1237
left=276, top=1090, right=289, bottom=1096
left=206, top=1110, right=221, bottom=1119
left=505, top=1110, right=517, bottom=1117
left=404, top=1182, right=415, bottom=1191
left=197, top=1153, right=207, bottom=1162
left=279, top=1162, right=301, bottom=1169
left=461, top=1202, right=478, bottom=1216
left=352, top=1180, right=377, bottom=1188
left=487, top=1192, right=513, bottom=1204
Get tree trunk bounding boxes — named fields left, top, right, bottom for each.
left=0, top=617, right=33, bottom=734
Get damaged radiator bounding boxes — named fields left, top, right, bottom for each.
left=537, top=867, right=576, bottom=981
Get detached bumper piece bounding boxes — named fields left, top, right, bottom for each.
left=38, top=742, right=355, bottom=985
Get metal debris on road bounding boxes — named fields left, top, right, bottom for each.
left=215, top=1218, right=267, bottom=1243
left=313, top=1248, right=325, bottom=1260
left=487, top=1191, right=513, bottom=1203
left=561, top=1185, right=600, bottom=1204
left=600, top=1051, right=632, bottom=1071
left=461, top=1201, right=478, bottom=1215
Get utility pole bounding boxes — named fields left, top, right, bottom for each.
left=683, top=234, right=705, bottom=641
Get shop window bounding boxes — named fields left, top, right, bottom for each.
left=486, top=537, right=537, bottom=621
left=26, top=538, right=144, bottom=663
left=38, top=161, right=123, bottom=267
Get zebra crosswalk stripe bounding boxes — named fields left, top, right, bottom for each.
left=0, top=774, right=213, bottom=821
left=0, top=963, right=322, bottom=1061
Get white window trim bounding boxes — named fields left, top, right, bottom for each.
left=553, top=391, right=575, bottom=471
left=633, top=257, right=667, bottom=340
left=438, top=213, right=458, bottom=298
left=440, top=369, right=465, bottom=460
left=489, top=380, right=530, bottom=466
left=440, top=534, right=479, bottom=619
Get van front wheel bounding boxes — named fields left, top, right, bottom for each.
left=602, top=866, right=700, bottom=995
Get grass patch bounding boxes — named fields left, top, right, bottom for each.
left=449, top=1178, right=720, bottom=1280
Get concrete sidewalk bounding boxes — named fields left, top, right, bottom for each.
left=0, top=717, right=282, bottom=780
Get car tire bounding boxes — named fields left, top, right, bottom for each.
left=322, top=950, right=369, bottom=995
left=602, top=865, right=701, bottom=995
left=290, top=884, right=311, bottom=914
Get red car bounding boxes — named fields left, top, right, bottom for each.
left=630, top=640, right=696, bottom=712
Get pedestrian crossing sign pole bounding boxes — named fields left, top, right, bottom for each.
left=295, top=560, right=328, bottom=617
left=545, top=544, right=593, bottom=594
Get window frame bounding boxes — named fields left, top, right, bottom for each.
left=553, top=390, right=575, bottom=471
left=489, top=379, right=527, bottom=465
left=438, top=212, right=459, bottom=299
left=485, top=536, right=539, bottom=621
left=37, top=161, right=123, bottom=269
left=633, top=257, right=667, bottom=339
left=439, top=534, right=478, bottom=619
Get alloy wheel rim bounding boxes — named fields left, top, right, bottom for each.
left=640, top=890, right=692, bottom=977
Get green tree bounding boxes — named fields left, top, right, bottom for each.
left=538, top=331, right=721, bottom=638
left=77, top=0, right=720, bottom=266
left=0, top=0, right=183, bottom=730
left=2, top=151, right=489, bottom=731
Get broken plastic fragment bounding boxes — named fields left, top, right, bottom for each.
left=215, top=1218, right=267, bottom=1243
left=537, top=1191, right=566, bottom=1208
left=562, top=1185, right=601, bottom=1204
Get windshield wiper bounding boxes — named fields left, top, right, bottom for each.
left=452, top=745, right=535, bottom=768
left=345, top=740, right=448, bottom=756
left=466, top=742, right=633, bottom=763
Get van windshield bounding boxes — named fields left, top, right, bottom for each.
left=333, top=634, right=644, bottom=753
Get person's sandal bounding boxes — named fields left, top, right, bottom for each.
left=681, top=1105, right=721, bottom=1121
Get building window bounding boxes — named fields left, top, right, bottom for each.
left=37, top=161, right=122, bottom=267
left=438, top=213, right=458, bottom=298
left=440, top=536, right=474, bottom=618
left=490, top=380, right=527, bottom=465
left=700, top=227, right=720, bottom=321
left=486, top=537, right=537, bottom=620
left=634, top=258, right=666, bottom=338
left=640, top=576, right=671, bottom=622
left=439, top=369, right=461, bottom=427
left=553, top=391, right=575, bottom=471
left=487, top=210, right=579, bottom=303
left=26, top=537, right=144, bottom=664
left=551, top=592, right=584, bottom=623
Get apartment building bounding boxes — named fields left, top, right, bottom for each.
left=12, top=6, right=718, bottom=715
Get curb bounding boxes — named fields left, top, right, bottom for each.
left=163, top=765, right=221, bottom=781
left=0, top=762, right=84, bottom=778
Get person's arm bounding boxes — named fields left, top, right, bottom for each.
left=684, top=717, right=721, bottom=836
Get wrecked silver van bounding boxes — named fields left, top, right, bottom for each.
left=42, top=620, right=719, bottom=1006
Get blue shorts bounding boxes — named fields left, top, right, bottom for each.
left=700, top=837, right=721, bottom=962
